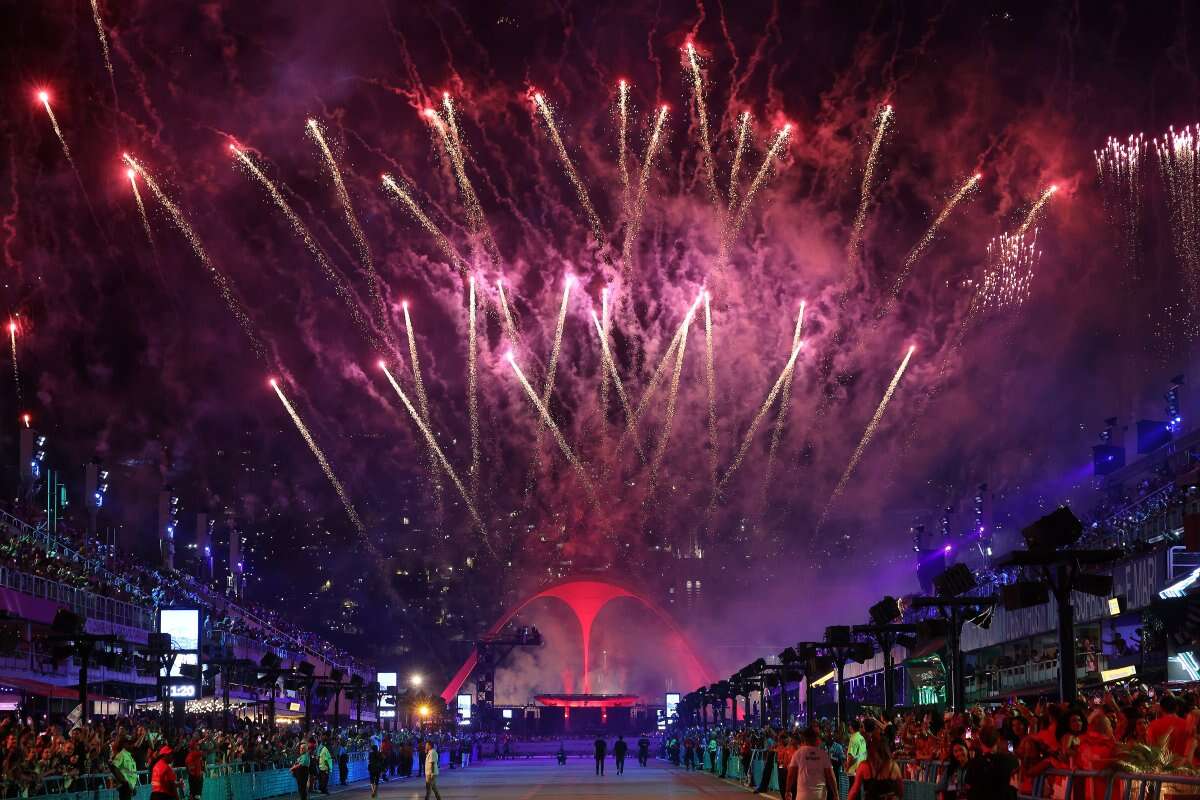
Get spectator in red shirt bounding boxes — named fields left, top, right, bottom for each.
left=184, top=740, right=205, bottom=800
left=1145, top=695, right=1193, bottom=757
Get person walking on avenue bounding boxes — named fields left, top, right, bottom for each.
left=291, top=742, right=311, bottom=800
left=614, top=735, right=628, bottom=775
left=109, top=736, right=139, bottom=800
left=637, top=735, right=650, bottom=767
left=149, top=745, right=178, bottom=800
left=337, top=740, right=349, bottom=785
left=317, top=738, right=333, bottom=795
left=368, top=745, right=383, bottom=799
left=594, top=736, right=608, bottom=776
left=787, top=727, right=840, bottom=800
left=423, top=741, right=443, bottom=800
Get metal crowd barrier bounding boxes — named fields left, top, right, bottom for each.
left=4, top=752, right=379, bottom=800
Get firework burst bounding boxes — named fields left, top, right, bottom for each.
left=1154, top=124, right=1200, bottom=309
left=1095, top=133, right=1148, bottom=271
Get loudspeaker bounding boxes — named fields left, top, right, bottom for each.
left=1002, top=581, right=1050, bottom=611
left=934, top=563, right=977, bottom=597
left=1093, top=445, right=1125, bottom=476
left=869, top=596, right=901, bottom=625
left=1022, top=507, right=1082, bottom=551
left=825, top=626, right=852, bottom=646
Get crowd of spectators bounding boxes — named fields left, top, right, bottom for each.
left=0, top=712, right=378, bottom=798
left=0, top=504, right=370, bottom=674
left=668, top=683, right=1200, bottom=799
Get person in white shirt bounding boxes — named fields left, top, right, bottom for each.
left=788, top=727, right=840, bottom=800
left=424, top=742, right=442, bottom=800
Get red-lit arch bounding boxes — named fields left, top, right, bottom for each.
left=440, top=576, right=713, bottom=702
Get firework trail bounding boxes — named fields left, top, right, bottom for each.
left=847, top=105, right=893, bottom=272
left=507, top=352, right=599, bottom=507
left=402, top=302, right=441, bottom=504
left=976, top=230, right=1040, bottom=313
left=496, top=279, right=521, bottom=348
left=424, top=105, right=492, bottom=252
left=1018, top=184, right=1057, bottom=234
left=538, top=276, right=574, bottom=423
left=818, top=345, right=916, bottom=528
left=270, top=379, right=366, bottom=533
left=615, top=295, right=702, bottom=459
left=534, top=94, right=607, bottom=250
left=127, top=170, right=156, bottom=252
left=763, top=300, right=806, bottom=494
left=647, top=306, right=694, bottom=495
left=708, top=341, right=805, bottom=509
left=307, top=119, right=390, bottom=337
left=381, top=174, right=468, bottom=278
left=88, top=0, right=119, bottom=109
left=441, top=92, right=462, bottom=148
left=38, top=92, right=100, bottom=229
left=467, top=277, right=480, bottom=499
left=704, top=291, right=718, bottom=489
left=885, top=173, right=981, bottom=304
left=1096, top=134, right=1148, bottom=271
left=232, top=145, right=378, bottom=347
left=622, top=105, right=670, bottom=275
left=588, top=308, right=640, bottom=455
left=598, top=288, right=612, bottom=429
left=1154, top=125, right=1200, bottom=307
left=8, top=321, right=20, bottom=404
left=685, top=42, right=721, bottom=207
left=617, top=81, right=631, bottom=216
left=380, top=363, right=487, bottom=536
left=727, top=112, right=751, bottom=211
left=724, top=125, right=792, bottom=259
left=122, top=154, right=264, bottom=359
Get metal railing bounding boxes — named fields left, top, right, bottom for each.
left=965, top=658, right=1091, bottom=701
left=0, top=564, right=153, bottom=630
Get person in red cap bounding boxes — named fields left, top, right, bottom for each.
left=150, top=744, right=179, bottom=800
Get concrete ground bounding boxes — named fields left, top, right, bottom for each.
left=359, top=757, right=753, bottom=799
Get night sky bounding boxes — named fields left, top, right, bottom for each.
left=1, top=1, right=1198, bottom=683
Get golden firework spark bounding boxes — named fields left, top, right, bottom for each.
left=728, top=112, right=751, bottom=211
left=1096, top=134, right=1148, bottom=271
left=381, top=173, right=468, bottom=278
left=534, top=93, right=606, bottom=249
left=614, top=294, right=702, bottom=459
left=598, top=287, right=612, bottom=429
left=307, top=118, right=390, bottom=336
left=496, top=278, right=521, bottom=348
left=848, top=105, right=893, bottom=272
left=819, top=345, right=916, bottom=527
left=887, top=173, right=981, bottom=300
left=711, top=341, right=804, bottom=504
left=507, top=352, right=600, bottom=506
left=617, top=81, right=631, bottom=216
left=122, top=154, right=264, bottom=359
left=8, top=320, right=20, bottom=404
left=538, top=275, right=574, bottom=427
left=423, top=104, right=493, bottom=252
left=270, top=379, right=366, bottom=533
left=763, top=300, right=806, bottom=493
left=976, top=230, right=1040, bottom=313
left=724, top=125, right=792, bottom=259
left=380, top=363, right=487, bottom=534
left=232, top=145, right=377, bottom=346
left=467, top=277, right=480, bottom=499
left=88, top=0, right=119, bottom=107
left=685, top=41, right=721, bottom=207
left=127, top=170, right=156, bottom=252
left=38, top=92, right=74, bottom=166
left=1018, top=184, right=1057, bottom=235
left=704, top=290, right=718, bottom=489
left=589, top=308, right=639, bottom=449
left=622, top=105, right=670, bottom=275
left=1154, top=124, right=1200, bottom=307
left=647, top=303, right=694, bottom=494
